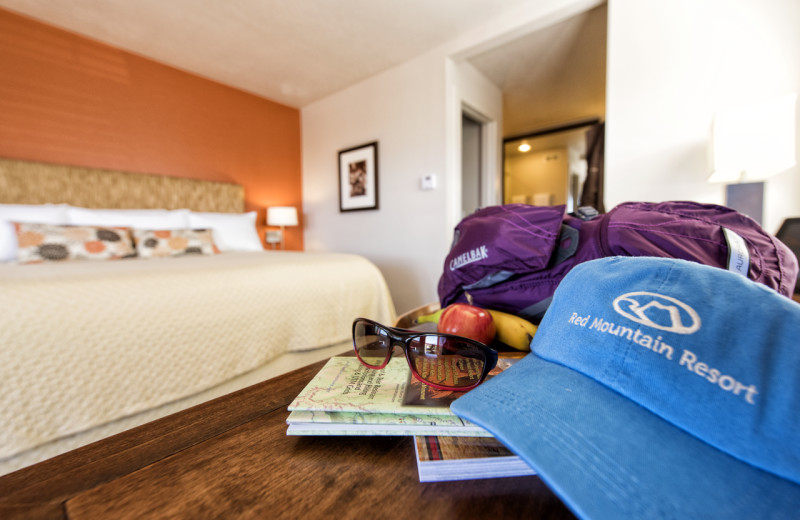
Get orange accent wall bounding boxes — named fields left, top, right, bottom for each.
left=0, top=8, right=303, bottom=250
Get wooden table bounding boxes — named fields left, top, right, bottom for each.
left=0, top=358, right=576, bottom=519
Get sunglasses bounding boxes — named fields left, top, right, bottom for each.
left=352, top=317, right=499, bottom=391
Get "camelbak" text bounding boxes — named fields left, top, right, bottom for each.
left=449, top=245, right=488, bottom=271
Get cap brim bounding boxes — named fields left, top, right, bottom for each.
left=451, top=354, right=800, bottom=520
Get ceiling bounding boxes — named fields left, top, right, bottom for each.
left=470, top=3, right=606, bottom=137
left=0, top=0, right=530, bottom=107
left=0, top=0, right=606, bottom=135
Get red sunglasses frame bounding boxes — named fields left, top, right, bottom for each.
left=351, top=317, right=499, bottom=392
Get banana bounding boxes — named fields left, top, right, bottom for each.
left=414, top=305, right=537, bottom=351
left=485, top=309, right=537, bottom=352
left=414, top=308, right=443, bottom=324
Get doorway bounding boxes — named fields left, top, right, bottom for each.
left=503, top=119, right=601, bottom=212
left=463, top=2, right=607, bottom=212
left=461, top=113, right=483, bottom=218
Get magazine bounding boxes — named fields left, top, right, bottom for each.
left=414, top=435, right=537, bottom=482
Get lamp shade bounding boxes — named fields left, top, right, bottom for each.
left=267, top=206, right=298, bottom=227
left=709, top=93, right=797, bottom=183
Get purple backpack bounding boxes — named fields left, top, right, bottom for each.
left=438, top=201, right=799, bottom=321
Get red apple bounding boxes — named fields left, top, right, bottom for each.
left=437, top=303, right=496, bottom=344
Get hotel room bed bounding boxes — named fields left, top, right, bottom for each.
left=0, top=158, right=396, bottom=475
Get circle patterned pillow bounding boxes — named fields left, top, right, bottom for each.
left=14, top=223, right=135, bottom=264
left=132, top=229, right=219, bottom=258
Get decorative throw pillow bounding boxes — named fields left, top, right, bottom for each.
left=132, top=228, right=219, bottom=258
left=0, top=203, right=69, bottom=262
left=14, top=223, right=135, bottom=263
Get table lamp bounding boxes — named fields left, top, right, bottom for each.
left=267, top=206, right=298, bottom=250
left=708, top=93, right=797, bottom=224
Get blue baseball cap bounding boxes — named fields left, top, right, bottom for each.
left=451, top=256, right=800, bottom=519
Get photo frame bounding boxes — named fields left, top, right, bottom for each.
left=338, top=141, right=378, bottom=212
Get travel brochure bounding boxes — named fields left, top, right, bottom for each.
left=288, top=354, right=534, bottom=481
left=287, top=355, right=457, bottom=416
left=286, top=409, right=491, bottom=437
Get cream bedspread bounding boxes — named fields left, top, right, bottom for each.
left=0, top=251, right=395, bottom=461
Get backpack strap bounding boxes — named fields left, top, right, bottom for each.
left=518, top=225, right=580, bottom=321
left=553, top=224, right=579, bottom=265
left=462, top=270, right=515, bottom=290
left=519, top=296, right=553, bottom=321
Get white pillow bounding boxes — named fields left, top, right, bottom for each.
left=67, top=206, right=190, bottom=230
left=0, top=203, right=69, bottom=262
left=187, top=211, right=262, bottom=252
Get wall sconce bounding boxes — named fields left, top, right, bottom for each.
left=708, top=93, right=797, bottom=223
left=266, top=206, right=298, bottom=250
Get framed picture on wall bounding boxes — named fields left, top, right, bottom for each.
left=338, top=141, right=378, bottom=212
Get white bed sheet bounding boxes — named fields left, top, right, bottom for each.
left=0, top=251, right=395, bottom=467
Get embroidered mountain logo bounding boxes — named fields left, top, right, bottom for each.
left=612, top=292, right=701, bottom=334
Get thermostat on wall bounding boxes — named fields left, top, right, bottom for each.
left=421, top=174, right=437, bottom=190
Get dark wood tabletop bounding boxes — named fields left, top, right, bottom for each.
left=0, top=357, right=576, bottom=519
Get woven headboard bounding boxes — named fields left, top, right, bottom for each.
left=0, top=158, right=244, bottom=213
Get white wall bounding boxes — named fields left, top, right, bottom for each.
left=606, top=0, right=800, bottom=233
left=301, top=55, right=502, bottom=316
left=302, top=50, right=449, bottom=315
left=303, top=0, right=595, bottom=314
left=302, top=0, right=800, bottom=312
left=301, top=0, right=598, bottom=313
left=302, top=0, right=800, bottom=314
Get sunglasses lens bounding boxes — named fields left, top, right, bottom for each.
left=407, top=335, right=488, bottom=389
left=353, top=320, right=392, bottom=367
